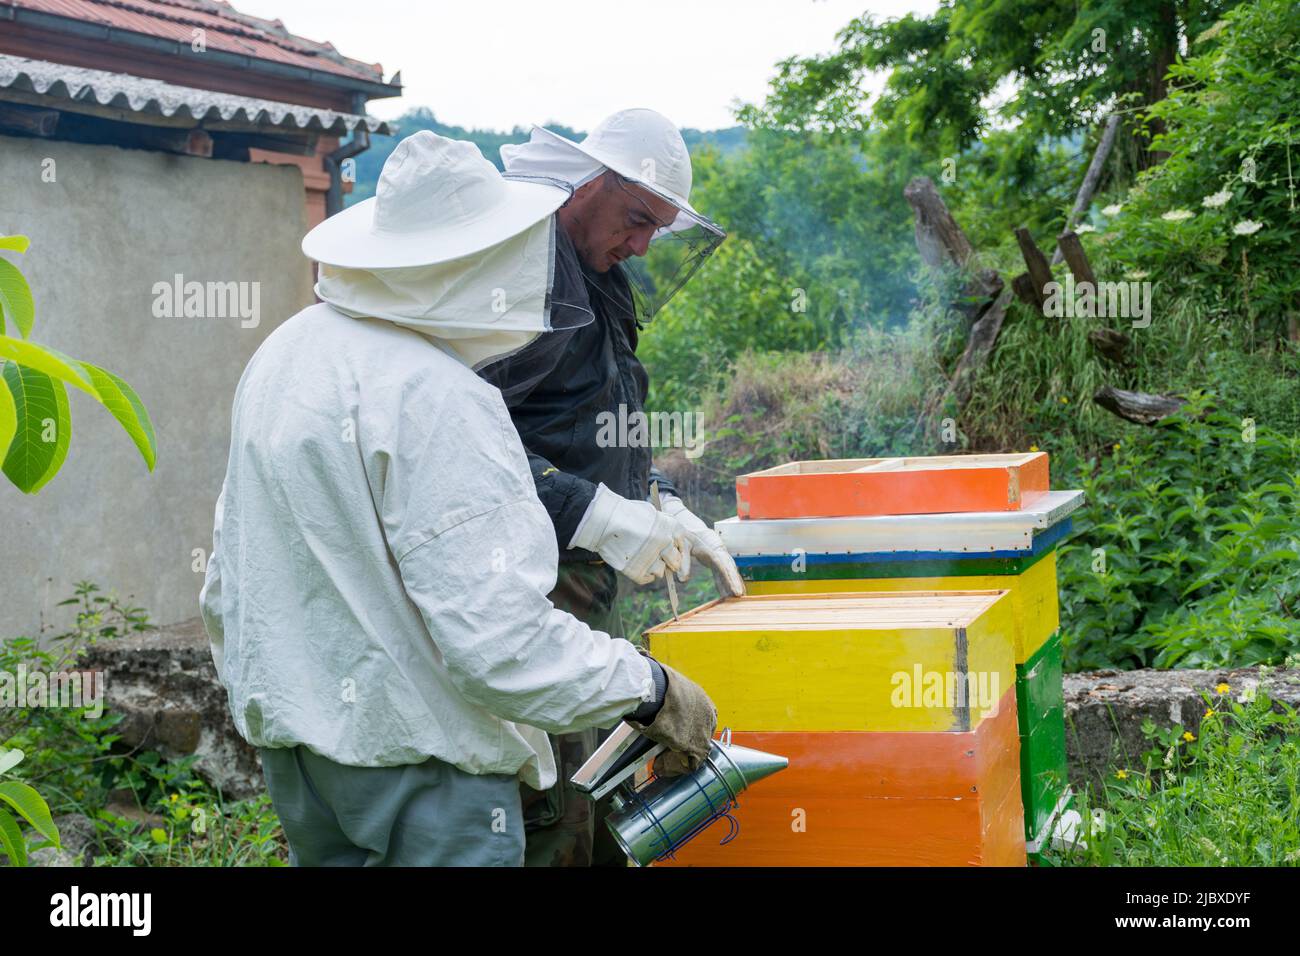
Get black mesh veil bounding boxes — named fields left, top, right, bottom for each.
left=476, top=203, right=595, bottom=403
left=606, top=173, right=726, bottom=321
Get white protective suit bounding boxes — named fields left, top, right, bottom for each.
left=198, top=214, right=655, bottom=791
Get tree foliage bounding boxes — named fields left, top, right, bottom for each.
left=0, top=237, right=156, bottom=494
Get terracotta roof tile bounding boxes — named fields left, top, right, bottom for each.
left=5, top=0, right=388, bottom=84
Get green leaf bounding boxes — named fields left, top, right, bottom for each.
left=0, top=258, right=35, bottom=339
left=1, top=361, right=71, bottom=494
left=0, top=807, right=26, bottom=866
left=0, top=336, right=95, bottom=395
left=0, top=780, right=59, bottom=845
left=0, top=236, right=30, bottom=254
left=0, top=372, right=14, bottom=464
left=77, top=362, right=157, bottom=471
left=0, top=749, right=22, bottom=775
left=0, top=339, right=156, bottom=472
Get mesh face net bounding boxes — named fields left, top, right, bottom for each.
left=610, top=173, right=726, bottom=322
left=476, top=214, right=596, bottom=404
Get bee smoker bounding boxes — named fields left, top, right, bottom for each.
left=571, top=722, right=788, bottom=867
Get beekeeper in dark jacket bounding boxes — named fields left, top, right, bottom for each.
left=480, top=108, right=744, bottom=867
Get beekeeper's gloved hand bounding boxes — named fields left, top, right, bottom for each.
left=627, top=660, right=717, bottom=776
left=570, top=484, right=690, bottom=585
left=658, top=493, right=746, bottom=597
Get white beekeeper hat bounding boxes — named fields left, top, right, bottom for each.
left=304, top=130, right=570, bottom=269
left=500, top=109, right=726, bottom=318
left=502, top=108, right=707, bottom=235
left=302, top=131, right=594, bottom=370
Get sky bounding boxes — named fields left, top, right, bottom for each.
left=230, top=0, right=939, bottom=131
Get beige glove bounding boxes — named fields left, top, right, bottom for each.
left=627, top=661, right=718, bottom=776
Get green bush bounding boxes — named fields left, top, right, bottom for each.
left=1104, top=0, right=1300, bottom=343
left=1058, top=396, right=1300, bottom=671
left=0, top=585, right=287, bottom=866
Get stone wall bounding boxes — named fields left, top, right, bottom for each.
left=74, top=617, right=1300, bottom=803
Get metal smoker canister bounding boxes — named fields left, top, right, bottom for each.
left=606, top=729, right=788, bottom=866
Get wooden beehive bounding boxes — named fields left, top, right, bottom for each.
left=735, top=452, right=1050, bottom=520
left=648, top=591, right=1025, bottom=866
left=745, top=555, right=1065, bottom=848
left=719, top=490, right=1081, bottom=854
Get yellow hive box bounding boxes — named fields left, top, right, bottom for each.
left=745, top=551, right=1058, bottom=664
left=648, top=591, right=1015, bottom=733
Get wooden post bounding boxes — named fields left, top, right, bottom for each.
left=1011, top=272, right=1043, bottom=312
left=1015, top=227, right=1055, bottom=304
left=1093, top=386, right=1186, bottom=424
left=1052, top=114, right=1121, bottom=265
left=1057, top=231, right=1098, bottom=288
left=904, top=176, right=975, bottom=269
left=906, top=176, right=1009, bottom=437
left=945, top=287, right=1015, bottom=410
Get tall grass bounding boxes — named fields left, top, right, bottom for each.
left=1048, top=683, right=1300, bottom=866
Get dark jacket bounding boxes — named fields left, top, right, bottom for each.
left=479, top=227, right=677, bottom=562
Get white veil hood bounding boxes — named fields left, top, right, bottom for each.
left=316, top=214, right=561, bottom=370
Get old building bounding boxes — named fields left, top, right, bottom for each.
left=0, top=0, right=400, bottom=633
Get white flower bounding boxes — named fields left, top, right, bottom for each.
left=1233, top=219, right=1263, bottom=236
left=1076, top=223, right=1097, bottom=233
left=1091, top=808, right=1107, bottom=833
left=1237, top=680, right=1258, bottom=703
left=1202, top=189, right=1232, bottom=208
left=1102, top=204, right=1123, bottom=216
left=1162, top=209, right=1195, bottom=222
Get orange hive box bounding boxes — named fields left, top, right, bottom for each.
left=657, top=691, right=1024, bottom=867
left=735, top=452, right=1050, bottom=520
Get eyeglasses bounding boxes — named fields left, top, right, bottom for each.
left=611, top=173, right=677, bottom=232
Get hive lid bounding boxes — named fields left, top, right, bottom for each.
left=735, top=452, right=1050, bottom=520
left=718, top=489, right=1084, bottom=557
left=647, top=590, right=1009, bottom=635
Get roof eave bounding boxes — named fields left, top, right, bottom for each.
left=0, top=5, right=404, bottom=100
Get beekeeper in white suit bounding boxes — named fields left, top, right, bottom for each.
left=198, top=131, right=716, bottom=867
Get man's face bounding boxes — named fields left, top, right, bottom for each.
left=557, top=172, right=679, bottom=272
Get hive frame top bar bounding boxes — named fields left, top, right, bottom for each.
left=646, top=589, right=1010, bottom=634
left=717, top=489, right=1085, bottom=557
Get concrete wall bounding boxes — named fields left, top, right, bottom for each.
left=0, top=134, right=315, bottom=636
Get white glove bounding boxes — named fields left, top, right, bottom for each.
left=570, top=484, right=690, bottom=586
left=659, top=493, right=746, bottom=597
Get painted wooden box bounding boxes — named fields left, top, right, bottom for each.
left=735, top=452, right=1050, bottom=520
left=744, top=555, right=1066, bottom=847
left=717, top=492, right=1081, bottom=852
left=746, top=550, right=1060, bottom=666
left=647, top=591, right=1026, bottom=866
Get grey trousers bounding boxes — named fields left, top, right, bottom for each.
left=259, top=745, right=525, bottom=867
